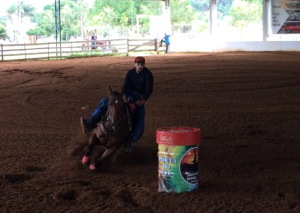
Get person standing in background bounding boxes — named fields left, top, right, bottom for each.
left=163, top=33, right=171, bottom=53
left=91, top=33, right=97, bottom=46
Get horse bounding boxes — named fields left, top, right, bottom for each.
left=91, top=40, right=117, bottom=53
left=82, top=87, right=132, bottom=170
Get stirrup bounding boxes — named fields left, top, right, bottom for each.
left=124, top=141, right=133, bottom=153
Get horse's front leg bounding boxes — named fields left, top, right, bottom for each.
left=82, top=133, right=98, bottom=165
left=89, top=148, right=116, bottom=170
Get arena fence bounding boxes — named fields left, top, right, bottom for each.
left=0, top=38, right=166, bottom=61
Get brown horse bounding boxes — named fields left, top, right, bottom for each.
left=82, top=87, right=132, bottom=170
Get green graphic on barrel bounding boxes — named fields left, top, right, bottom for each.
left=158, top=144, right=199, bottom=193
left=180, top=147, right=198, bottom=185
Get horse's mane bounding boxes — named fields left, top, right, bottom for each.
left=109, top=91, right=120, bottom=96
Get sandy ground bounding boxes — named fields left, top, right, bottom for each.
left=0, top=52, right=300, bottom=213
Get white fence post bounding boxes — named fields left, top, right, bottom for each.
left=24, top=43, right=26, bottom=60
left=155, top=39, right=158, bottom=54
left=126, top=39, right=129, bottom=55
left=90, top=42, right=92, bottom=56
left=71, top=41, right=73, bottom=56
left=60, top=42, right=62, bottom=59
left=1, top=44, right=3, bottom=61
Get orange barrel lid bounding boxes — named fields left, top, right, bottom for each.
left=156, top=126, right=201, bottom=146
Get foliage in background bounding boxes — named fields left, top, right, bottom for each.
left=171, top=0, right=196, bottom=31
left=87, top=0, right=162, bottom=37
left=1, top=0, right=263, bottom=40
left=229, top=0, right=262, bottom=27
left=0, top=25, right=8, bottom=39
left=190, top=0, right=234, bottom=17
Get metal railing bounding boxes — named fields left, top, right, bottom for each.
left=0, top=38, right=166, bottom=61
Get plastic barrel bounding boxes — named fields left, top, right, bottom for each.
left=156, top=126, right=201, bottom=193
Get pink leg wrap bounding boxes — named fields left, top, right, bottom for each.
left=89, top=164, right=96, bottom=170
left=82, top=156, right=89, bottom=165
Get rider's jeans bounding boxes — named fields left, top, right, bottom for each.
left=124, top=91, right=145, bottom=144
left=131, top=104, right=145, bottom=144
left=87, top=97, right=109, bottom=130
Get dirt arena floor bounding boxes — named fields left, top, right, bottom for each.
left=0, top=52, right=300, bottom=213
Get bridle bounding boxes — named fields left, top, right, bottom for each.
left=107, top=93, right=125, bottom=133
left=99, top=91, right=132, bottom=137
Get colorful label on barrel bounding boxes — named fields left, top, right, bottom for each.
left=158, top=144, right=199, bottom=193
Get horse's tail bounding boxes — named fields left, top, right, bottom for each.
left=81, top=105, right=96, bottom=110
left=81, top=105, right=90, bottom=110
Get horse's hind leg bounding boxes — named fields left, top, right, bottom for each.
left=82, top=133, right=98, bottom=165
left=89, top=148, right=116, bottom=170
left=110, top=145, right=124, bottom=164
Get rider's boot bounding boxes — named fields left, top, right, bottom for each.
left=80, top=107, right=106, bottom=133
left=80, top=117, right=90, bottom=133
left=124, top=135, right=134, bottom=153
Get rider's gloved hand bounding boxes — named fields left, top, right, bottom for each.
left=136, top=99, right=145, bottom=106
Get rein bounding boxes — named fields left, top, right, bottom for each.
left=101, top=93, right=129, bottom=137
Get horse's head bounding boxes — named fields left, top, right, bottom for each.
left=107, top=86, right=126, bottom=131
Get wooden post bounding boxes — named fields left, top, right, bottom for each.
left=1, top=44, right=3, bottom=61
left=71, top=41, right=73, bottom=56
left=91, top=43, right=93, bottom=56
left=126, top=39, right=129, bottom=56
left=48, top=43, right=50, bottom=60
left=24, top=43, right=26, bottom=60
left=155, top=39, right=158, bottom=54
left=60, top=42, right=62, bottom=59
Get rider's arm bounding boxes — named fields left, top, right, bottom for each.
left=123, top=70, right=132, bottom=92
left=143, top=70, right=154, bottom=101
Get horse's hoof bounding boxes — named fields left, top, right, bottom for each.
left=89, top=164, right=96, bottom=170
left=82, top=156, right=89, bottom=165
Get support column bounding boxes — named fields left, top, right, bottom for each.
left=163, top=0, right=171, bottom=34
left=136, top=15, right=140, bottom=35
left=209, top=0, right=218, bottom=39
left=263, top=0, right=270, bottom=41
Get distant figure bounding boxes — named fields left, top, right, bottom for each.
left=160, top=33, right=171, bottom=53
left=91, top=33, right=97, bottom=46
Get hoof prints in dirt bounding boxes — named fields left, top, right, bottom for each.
left=24, top=166, right=45, bottom=172
left=115, top=189, right=138, bottom=207
left=52, top=190, right=77, bottom=202
left=3, top=67, right=74, bottom=76
left=2, top=174, right=32, bottom=184
left=56, top=189, right=77, bottom=201
left=72, top=180, right=91, bottom=186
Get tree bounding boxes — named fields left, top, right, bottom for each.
left=191, top=0, right=234, bottom=18
left=27, top=0, right=89, bottom=40
left=28, top=9, right=55, bottom=37
left=0, top=25, right=8, bottom=39
left=229, top=0, right=262, bottom=27
left=87, top=0, right=162, bottom=36
left=171, top=0, right=196, bottom=32
left=6, top=4, right=17, bottom=23
left=0, top=16, right=7, bottom=26
left=20, top=2, right=36, bottom=19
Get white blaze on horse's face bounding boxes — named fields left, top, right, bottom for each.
left=108, top=94, right=123, bottom=131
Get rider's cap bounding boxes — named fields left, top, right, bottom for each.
left=134, top=56, right=145, bottom=64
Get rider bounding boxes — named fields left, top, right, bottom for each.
left=80, top=56, right=154, bottom=151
